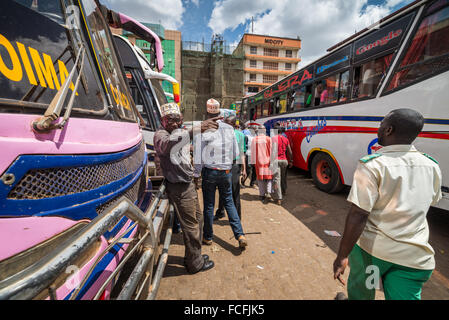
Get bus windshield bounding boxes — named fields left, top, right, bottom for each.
left=0, top=0, right=136, bottom=122
left=0, top=1, right=109, bottom=114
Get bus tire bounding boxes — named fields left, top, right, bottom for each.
left=310, top=152, right=343, bottom=194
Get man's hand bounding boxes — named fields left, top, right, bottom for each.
left=200, top=116, right=223, bottom=133
left=194, top=177, right=201, bottom=190
left=241, top=170, right=247, bottom=182
left=333, top=256, right=349, bottom=286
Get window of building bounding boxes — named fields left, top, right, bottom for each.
left=387, top=4, right=449, bottom=91
left=250, top=46, right=257, bottom=55
left=264, top=48, right=279, bottom=57
left=250, top=60, right=257, bottom=68
left=285, top=63, right=292, bottom=70
left=263, top=75, right=278, bottom=84
left=249, top=74, right=257, bottom=82
left=286, top=50, right=293, bottom=58
left=353, top=54, right=393, bottom=98
left=263, top=61, right=278, bottom=70
left=248, top=86, right=259, bottom=93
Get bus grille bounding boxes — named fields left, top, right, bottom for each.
left=96, top=176, right=142, bottom=215
left=8, top=143, right=145, bottom=200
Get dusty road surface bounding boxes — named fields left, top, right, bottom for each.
left=156, top=168, right=449, bottom=300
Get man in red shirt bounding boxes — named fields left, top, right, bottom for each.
left=272, top=123, right=293, bottom=204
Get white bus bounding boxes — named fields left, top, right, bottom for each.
left=240, top=0, right=449, bottom=211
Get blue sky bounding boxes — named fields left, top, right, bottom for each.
left=104, top=0, right=414, bottom=67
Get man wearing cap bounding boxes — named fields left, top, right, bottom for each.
left=193, top=99, right=248, bottom=249
left=154, top=102, right=220, bottom=274
left=214, top=113, right=247, bottom=221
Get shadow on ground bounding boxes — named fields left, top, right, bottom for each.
left=246, top=167, right=449, bottom=299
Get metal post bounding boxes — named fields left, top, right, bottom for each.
left=147, top=205, right=174, bottom=300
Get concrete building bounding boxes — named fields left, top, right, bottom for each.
left=234, top=34, right=301, bottom=95
left=181, top=38, right=244, bottom=121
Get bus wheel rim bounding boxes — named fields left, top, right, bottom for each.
left=316, top=160, right=330, bottom=184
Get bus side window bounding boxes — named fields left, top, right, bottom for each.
left=263, top=101, right=270, bottom=116
left=286, top=91, right=295, bottom=112
left=338, top=70, right=350, bottom=102
left=316, top=71, right=350, bottom=105
left=305, top=85, right=313, bottom=107
left=268, top=99, right=275, bottom=115
left=387, top=5, right=449, bottom=91
left=292, top=87, right=305, bottom=110
left=354, top=54, right=392, bottom=98
left=249, top=107, right=255, bottom=121
left=313, top=82, right=322, bottom=106
left=279, top=94, right=287, bottom=114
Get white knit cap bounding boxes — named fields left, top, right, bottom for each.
left=206, top=98, right=220, bottom=114
left=161, top=102, right=181, bottom=117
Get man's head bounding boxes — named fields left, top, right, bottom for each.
left=206, top=98, right=220, bottom=119
left=377, top=108, right=424, bottom=146
left=256, top=125, right=266, bottom=136
left=374, top=60, right=384, bottom=73
left=273, top=122, right=281, bottom=134
left=161, top=102, right=183, bottom=133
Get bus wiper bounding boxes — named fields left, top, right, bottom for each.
left=32, top=47, right=86, bottom=133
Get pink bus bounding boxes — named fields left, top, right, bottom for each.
left=0, top=0, right=172, bottom=300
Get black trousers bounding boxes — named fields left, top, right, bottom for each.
left=217, top=164, right=241, bottom=219
left=241, top=158, right=256, bottom=186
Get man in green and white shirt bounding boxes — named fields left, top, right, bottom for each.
left=333, top=109, right=442, bottom=300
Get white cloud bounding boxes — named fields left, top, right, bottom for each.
left=105, top=0, right=185, bottom=29
left=190, top=0, right=200, bottom=7
left=208, top=0, right=413, bottom=68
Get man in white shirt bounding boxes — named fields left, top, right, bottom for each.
left=333, top=108, right=442, bottom=300
left=193, top=99, right=247, bottom=249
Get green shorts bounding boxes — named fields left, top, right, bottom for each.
left=348, top=244, right=433, bottom=300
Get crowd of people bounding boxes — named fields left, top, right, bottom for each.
left=154, top=98, right=442, bottom=301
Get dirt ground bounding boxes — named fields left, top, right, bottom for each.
left=156, top=168, right=449, bottom=300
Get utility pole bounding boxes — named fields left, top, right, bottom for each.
left=251, top=16, right=254, bottom=33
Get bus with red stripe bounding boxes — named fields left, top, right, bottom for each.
left=240, top=0, right=449, bottom=211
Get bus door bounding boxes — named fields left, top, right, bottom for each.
left=113, top=35, right=161, bottom=133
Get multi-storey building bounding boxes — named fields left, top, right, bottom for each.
left=234, top=34, right=301, bottom=95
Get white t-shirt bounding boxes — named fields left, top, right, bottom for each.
left=347, top=145, right=442, bottom=270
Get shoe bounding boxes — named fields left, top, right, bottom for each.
left=173, top=227, right=181, bottom=234
left=335, top=292, right=348, bottom=300
left=238, top=235, right=247, bottom=249
left=188, top=259, right=215, bottom=274
left=263, top=197, right=270, bottom=204
left=184, top=254, right=209, bottom=267
left=202, top=238, right=212, bottom=245
left=214, top=212, right=225, bottom=221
